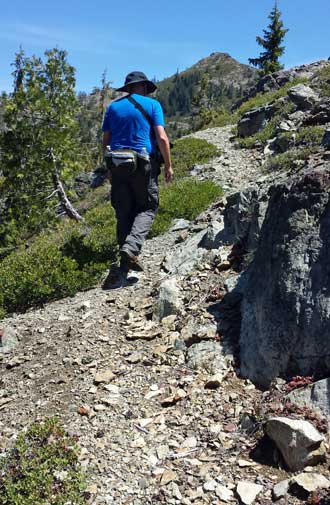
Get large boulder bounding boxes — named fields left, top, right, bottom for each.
left=322, top=129, right=330, bottom=149
left=238, top=104, right=274, bottom=138
left=286, top=378, right=330, bottom=417
left=224, top=189, right=269, bottom=254
left=287, top=84, right=320, bottom=110
left=265, top=417, right=325, bottom=471
left=240, top=164, right=330, bottom=387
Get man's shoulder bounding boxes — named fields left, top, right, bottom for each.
left=108, top=96, right=127, bottom=110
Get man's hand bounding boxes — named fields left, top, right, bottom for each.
left=165, top=165, right=174, bottom=183
left=154, top=126, right=173, bottom=182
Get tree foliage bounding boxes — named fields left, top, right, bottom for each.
left=249, top=2, right=289, bottom=75
left=0, top=48, right=84, bottom=248
left=77, top=69, right=112, bottom=167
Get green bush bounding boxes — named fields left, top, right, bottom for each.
left=0, top=234, right=90, bottom=315
left=193, top=108, right=236, bottom=130
left=62, top=204, right=117, bottom=267
left=151, top=178, right=223, bottom=236
left=171, top=137, right=219, bottom=179
left=316, top=65, right=330, bottom=97
left=265, top=148, right=311, bottom=172
left=295, top=126, right=325, bottom=147
left=0, top=418, right=87, bottom=505
left=0, top=137, right=222, bottom=318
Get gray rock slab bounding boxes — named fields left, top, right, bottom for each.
left=239, top=166, right=330, bottom=387
left=273, top=480, right=289, bottom=500
left=169, top=219, right=191, bottom=232
left=163, top=230, right=207, bottom=275
left=186, top=341, right=227, bottom=374
left=288, top=84, right=320, bottom=110
left=155, top=277, right=183, bottom=320
left=322, top=129, right=330, bottom=149
left=265, top=417, right=325, bottom=471
left=286, top=378, right=330, bottom=417
left=199, top=220, right=224, bottom=249
left=0, top=327, right=19, bottom=353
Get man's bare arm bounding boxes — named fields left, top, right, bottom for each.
left=102, top=131, right=112, bottom=152
left=154, top=125, right=173, bottom=183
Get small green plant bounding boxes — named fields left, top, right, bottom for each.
left=194, top=108, right=236, bottom=130
left=171, top=137, right=219, bottom=179
left=151, top=178, right=223, bottom=236
left=237, top=118, right=278, bottom=148
left=0, top=417, right=87, bottom=505
left=316, top=65, right=330, bottom=97
left=295, top=126, right=325, bottom=147
left=265, top=148, right=312, bottom=172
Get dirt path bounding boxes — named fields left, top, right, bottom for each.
left=0, top=128, right=288, bottom=505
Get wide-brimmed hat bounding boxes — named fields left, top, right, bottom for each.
left=116, top=71, right=157, bottom=94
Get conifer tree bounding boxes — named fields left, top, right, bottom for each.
left=0, top=48, right=83, bottom=247
left=249, top=2, right=289, bottom=75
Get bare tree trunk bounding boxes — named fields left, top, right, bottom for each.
left=49, top=148, right=84, bottom=222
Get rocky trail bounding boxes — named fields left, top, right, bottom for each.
left=1, top=125, right=330, bottom=505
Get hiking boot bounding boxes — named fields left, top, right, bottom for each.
left=102, top=265, right=130, bottom=290
left=120, top=249, right=144, bottom=272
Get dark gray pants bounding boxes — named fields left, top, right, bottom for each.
left=109, top=158, right=159, bottom=256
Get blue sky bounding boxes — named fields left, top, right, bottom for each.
left=1, top=0, right=329, bottom=93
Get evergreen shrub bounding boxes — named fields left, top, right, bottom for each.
left=265, top=148, right=312, bottom=172
left=295, top=126, right=325, bottom=147
left=0, top=418, right=87, bottom=505
left=151, top=179, right=223, bottom=236
left=0, top=234, right=89, bottom=315
left=0, top=137, right=222, bottom=318
left=316, top=65, right=330, bottom=97
left=170, top=137, right=219, bottom=178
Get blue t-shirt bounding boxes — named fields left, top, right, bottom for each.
left=102, top=94, right=165, bottom=154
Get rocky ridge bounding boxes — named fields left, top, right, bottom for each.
left=1, top=63, right=330, bottom=504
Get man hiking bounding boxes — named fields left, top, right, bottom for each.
left=102, top=71, right=173, bottom=288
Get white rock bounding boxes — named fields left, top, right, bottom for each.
left=203, top=479, right=217, bottom=492
left=266, top=417, right=325, bottom=471
left=215, top=485, right=234, bottom=502
left=273, top=480, right=289, bottom=500
left=182, top=436, right=197, bottom=448
left=236, top=481, right=263, bottom=505
left=156, top=277, right=183, bottom=320
left=290, top=473, right=330, bottom=493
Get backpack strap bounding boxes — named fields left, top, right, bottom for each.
left=126, top=95, right=154, bottom=129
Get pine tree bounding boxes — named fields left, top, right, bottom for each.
left=0, top=48, right=84, bottom=247
left=249, top=2, right=289, bottom=75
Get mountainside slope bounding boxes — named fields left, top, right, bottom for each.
left=2, top=60, right=330, bottom=504
left=156, top=52, right=257, bottom=118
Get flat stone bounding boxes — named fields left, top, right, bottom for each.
left=215, top=484, right=234, bottom=502
left=94, top=370, right=115, bottom=384
left=186, top=341, right=227, bottom=374
left=236, top=481, right=263, bottom=505
left=160, top=470, right=177, bottom=486
left=290, top=473, right=330, bottom=494
left=273, top=480, right=289, bottom=500
left=203, top=479, right=217, bottom=492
